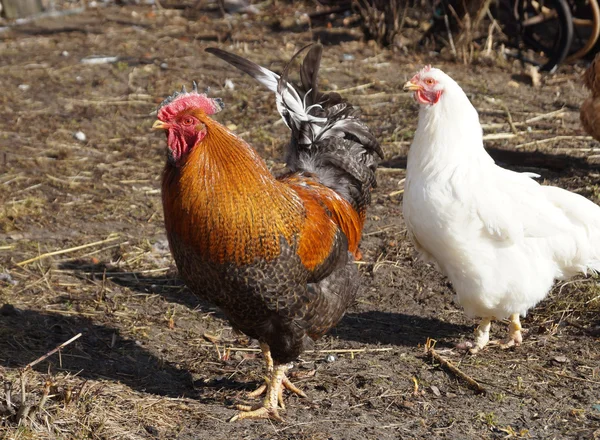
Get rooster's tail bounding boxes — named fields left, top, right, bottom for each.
left=206, top=44, right=383, bottom=214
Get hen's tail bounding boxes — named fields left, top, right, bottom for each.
left=206, top=45, right=383, bottom=215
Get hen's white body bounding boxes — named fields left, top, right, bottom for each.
left=403, top=69, right=600, bottom=347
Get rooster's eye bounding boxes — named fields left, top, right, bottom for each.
left=182, top=117, right=195, bottom=126
left=424, top=78, right=435, bottom=86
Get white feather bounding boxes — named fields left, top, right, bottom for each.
left=403, top=68, right=600, bottom=321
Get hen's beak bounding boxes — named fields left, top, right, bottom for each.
left=152, top=120, right=169, bottom=131
left=403, top=80, right=421, bottom=92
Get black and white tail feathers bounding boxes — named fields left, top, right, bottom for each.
left=205, top=44, right=383, bottom=214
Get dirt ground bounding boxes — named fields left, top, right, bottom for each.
left=1, top=2, right=599, bottom=439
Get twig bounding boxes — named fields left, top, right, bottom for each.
left=533, top=366, right=600, bottom=384
left=425, top=338, right=486, bottom=394
left=515, top=135, right=594, bottom=150
left=335, top=82, right=378, bottom=94
left=525, top=108, right=565, bottom=124
left=22, top=333, right=82, bottom=372
left=16, top=235, right=120, bottom=266
left=443, top=13, right=457, bottom=58
left=484, top=97, right=518, bottom=135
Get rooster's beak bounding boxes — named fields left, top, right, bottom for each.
left=152, top=120, right=169, bottom=131
left=403, top=80, right=421, bottom=92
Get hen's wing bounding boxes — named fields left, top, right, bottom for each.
left=473, top=165, right=598, bottom=244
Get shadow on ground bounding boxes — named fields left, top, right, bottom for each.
left=58, top=260, right=470, bottom=351
left=337, top=310, right=472, bottom=347
left=0, top=305, right=195, bottom=398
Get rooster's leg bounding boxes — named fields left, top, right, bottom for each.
left=230, top=363, right=296, bottom=422
left=468, top=317, right=493, bottom=354
left=499, top=314, right=523, bottom=349
left=246, top=342, right=306, bottom=408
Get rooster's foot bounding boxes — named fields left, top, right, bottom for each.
left=231, top=363, right=296, bottom=422
left=246, top=342, right=306, bottom=408
left=248, top=375, right=306, bottom=409
left=229, top=404, right=283, bottom=422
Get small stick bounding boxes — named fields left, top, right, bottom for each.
left=483, top=97, right=518, bottom=135
left=335, top=82, right=378, bottom=94
left=443, top=14, right=457, bottom=58
left=515, top=135, right=594, bottom=150
left=4, top=382, right=13, bottom=411
left=16, top=236, right=119, bottom=266
left=425, top=338, right=486, bottom=394
left=22, top=333, right=82, bottom=372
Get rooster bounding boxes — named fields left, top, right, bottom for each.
left=402, top=66, right=600, bottom=353
left=581, top=53, right=600, bottom=142
left=152, top=44, right=382, bottom=421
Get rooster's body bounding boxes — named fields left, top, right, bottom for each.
left=154, top=45, right=381, bottom=421
left=403, top=67, right=600, bottom=353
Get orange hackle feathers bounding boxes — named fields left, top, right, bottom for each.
left=162, top=111, right=359, bottom=270
left=163, top=115, right=303, bottom=266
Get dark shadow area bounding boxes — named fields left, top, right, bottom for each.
left=382, top=146, right=600, bottom=176
left=337, top=310, right=472, bottom=347
left=58, top=260, right=222, bottom=317
left=0, top=305, right=195, bottom=398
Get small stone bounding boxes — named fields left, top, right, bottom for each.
left=61, top=51, right=69, bottom=57
left=342, top=54, right=355, bottom=61
left=325, top=354, right=337, bottom=363
left=18, top=84, right=30, bottom=91
left=430, top=385, right=441, bottom=397
left=553, top=355, right=569, bottom=363
left=160, top=62, right=168, bottom=70
left=224, top=79, right=235, bottom=90
left=74, top=131, right=87, bottom=142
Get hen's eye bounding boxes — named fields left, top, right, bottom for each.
left=425, top=78, right=435, bottom=86
left=182, top=117, right=195, bottom=126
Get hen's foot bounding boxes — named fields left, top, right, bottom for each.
left=499, top=314, right=524, bottom=349
left=230, top=364, right=293, bottom=422
left=466, top=317, right=493, bottom=354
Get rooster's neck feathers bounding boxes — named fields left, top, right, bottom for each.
left=162, top=121, right=304, bottom=266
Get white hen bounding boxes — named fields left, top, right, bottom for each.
left=402, top=66, right=600, bottom=352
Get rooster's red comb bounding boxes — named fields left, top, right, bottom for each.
left=157, top=82, right=224, bottom=121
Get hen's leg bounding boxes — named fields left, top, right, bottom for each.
left=500, top=314, right=523, bottom=349
left=468, top=317, right=493, bottom=354
left=246, top=343, right=306, bottom=408
left=231, top=363, right=302, bottom=422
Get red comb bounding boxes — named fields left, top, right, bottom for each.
left=157, top=83, right=224, bottom=121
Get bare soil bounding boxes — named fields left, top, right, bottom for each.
left=0, top=3, right=599, bottom=439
